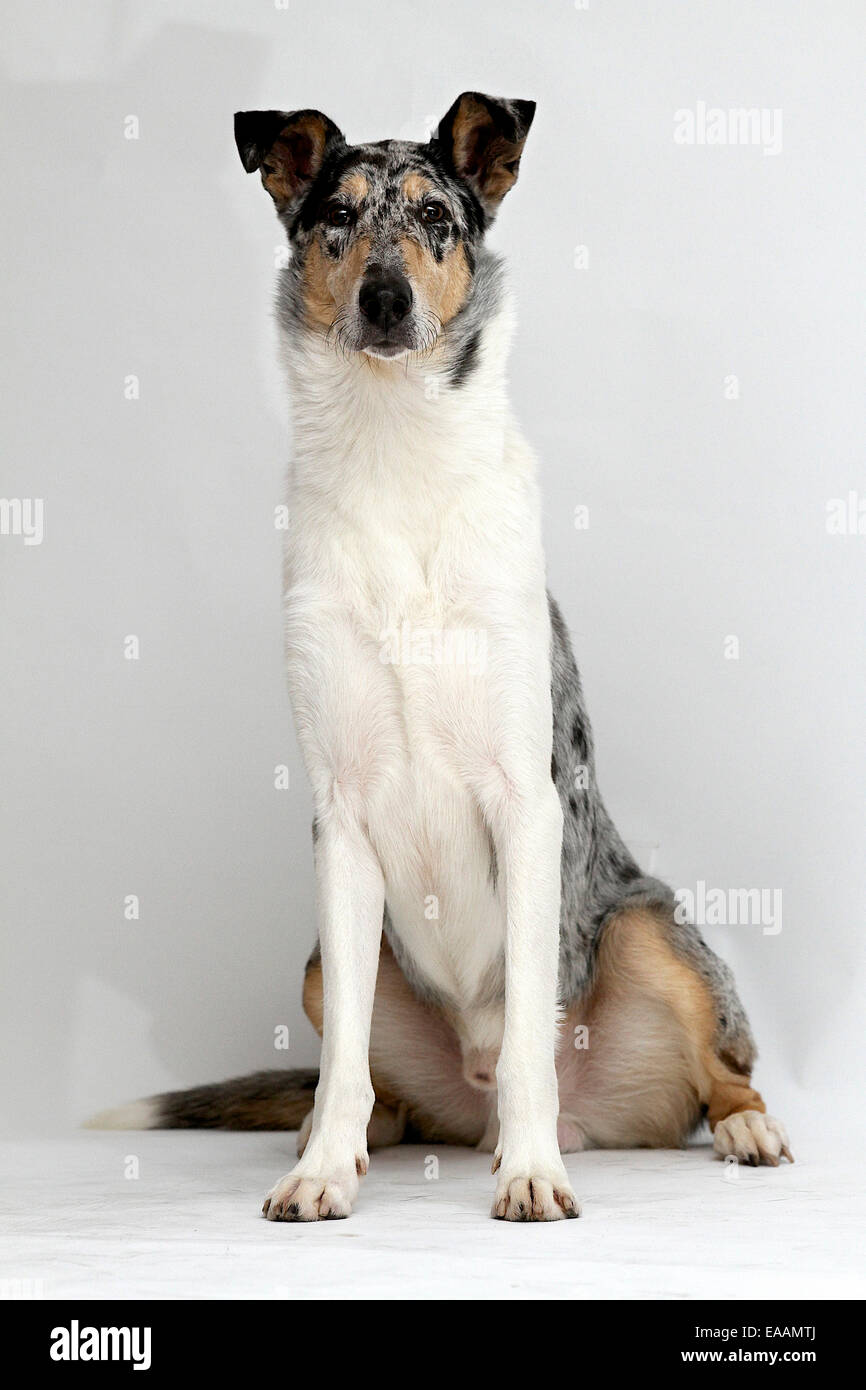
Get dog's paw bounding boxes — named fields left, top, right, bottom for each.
left=491, top=1154, right=580, bottom=1222
left=262, top=1162, right=363, bottom=1222
left=713, top=1110, right=794, bottom=1167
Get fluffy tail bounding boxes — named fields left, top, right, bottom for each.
left=85, top=1069, right=318, bottom=1131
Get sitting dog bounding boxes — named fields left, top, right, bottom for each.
left=92, top=93, right=792, bottom=1221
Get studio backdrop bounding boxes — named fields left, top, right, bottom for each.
left=1, top=0, right=864, bottom=1141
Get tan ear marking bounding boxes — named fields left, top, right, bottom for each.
left=235, top=108, right=344, bottom=210
left=439, top=92, right=535, bottom=213
left=261, top=114, right=331, bottom=204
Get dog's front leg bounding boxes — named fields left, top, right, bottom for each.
left=492, top=780, right=580, bottom=1221
left=263, top=815, right=384, bottom=1221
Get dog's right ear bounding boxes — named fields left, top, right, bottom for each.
left=234, top=109, right=345, bottom=215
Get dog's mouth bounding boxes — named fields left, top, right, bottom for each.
left=353, top=318, right=433, bottom=360
left=362, top=336, right=412, bottom=360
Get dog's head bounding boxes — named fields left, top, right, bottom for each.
left=234, top=94, right=534, bottom=359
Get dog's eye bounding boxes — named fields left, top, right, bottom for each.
left=326, top=204, right=352, bottom=228
left=421, top=200, right=447, bottom=224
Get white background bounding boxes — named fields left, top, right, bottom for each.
left=1, top=0, right=864, bottom=1145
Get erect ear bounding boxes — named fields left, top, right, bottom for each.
left=434, top=92, right=535, bottom=218
left=233, top=109, right=345, bottom=215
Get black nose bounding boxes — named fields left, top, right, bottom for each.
left=358, top=271, right=413, bottom=331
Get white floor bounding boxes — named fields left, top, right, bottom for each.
left=2, top=1131, right=863, bottom=1301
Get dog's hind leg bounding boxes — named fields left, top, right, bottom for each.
left=557, top=904, right=793, bottom=1165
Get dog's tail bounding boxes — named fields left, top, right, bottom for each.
left=84, top=1069, right=318, bottom=1131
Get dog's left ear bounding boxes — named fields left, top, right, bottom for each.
left=434, top=92, right=535, bottom=218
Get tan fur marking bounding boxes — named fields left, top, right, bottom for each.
left=451, top=95, right=526, bottom=204
left=704, top=1063, right=767, bottom=1129
left=583, top=909, right=765, bottom=1138
left=451, top=95, right=490, bottom=170
left=339, top=172, right=368, bottom=202
left=302, top=955, right=324, bottom=1035
left=400, top=237, right=471, bottom=326
left=302, top=235, right=371, bottom=329
left=261, top=113, right=331, bottom=206
left=401, top=172, right=435, bottom=201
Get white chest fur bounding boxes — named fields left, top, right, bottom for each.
left=280, top=303, right=553, bottom=1039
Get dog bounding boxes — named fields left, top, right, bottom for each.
left=90, top=93, right=792, bottom=1221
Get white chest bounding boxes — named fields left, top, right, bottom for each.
left=280, top=321, right=549, bottom=1014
